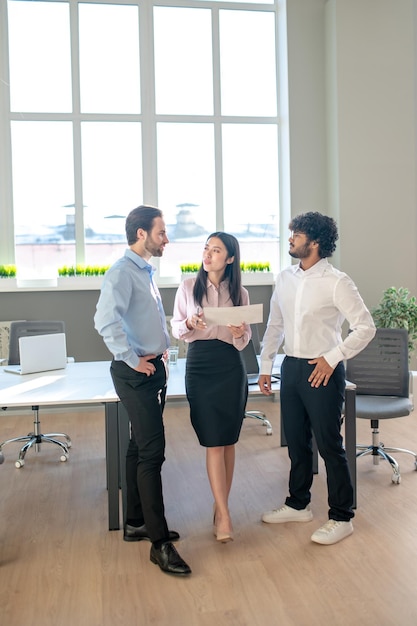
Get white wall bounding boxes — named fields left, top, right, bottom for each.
left=286, top=0, right=417, bottom=368
left=286, top=0, right=329, bottom=218
left=329, top=0, right=417, bottom=304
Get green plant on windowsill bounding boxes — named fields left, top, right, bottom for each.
left=241, top=261, right=271, bottom=273
left=180, top=264, right=200, bottom=274
left=0, top=264, right=17, bottom=278
left=58, top=264, right=110, bottom=277
left=180, top=262, right=271, bottom=274
left=371, top=286, right=417, bottom=357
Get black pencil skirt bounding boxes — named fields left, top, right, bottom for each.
left=185, top=339, right=248, bottom=447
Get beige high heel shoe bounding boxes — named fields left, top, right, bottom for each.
left=216, top=527, right=234, bottom=543
left=213, top=505, right=234, bottom=543
left=216, top=529, right=233, bottom=543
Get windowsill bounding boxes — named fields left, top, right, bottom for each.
left=0, top=273, right=276, bottom=293
left=0, top=277, right=104, bottom=292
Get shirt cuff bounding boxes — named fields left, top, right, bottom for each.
left=322, top=347, right=344, bottom=369
left=125, top=354, right=140, bottom=369
left=259, top=359, right=274, bottom=375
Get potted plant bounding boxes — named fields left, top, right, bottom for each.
left=58, top=264, right=110, bottom=277
left=0, top=264, right=17, bottom=290
left=57, top=264, right=110, bottom=289
left=180, top=261, right=274, bottom=284
left=240, top=261, right=271, bottom=273
left=371, top=286, right=417, bottom=358
left=240, top=261, right=274, bottom=285
left=0, top=264, right=16, bottom=279
left=180, top=263, right=200, bottom=279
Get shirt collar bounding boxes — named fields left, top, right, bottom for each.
left=293, top=257, right=329, bottom=276
left=125, top=248, right=155, bottom=276
left=207, top=277, right=229, bottom=291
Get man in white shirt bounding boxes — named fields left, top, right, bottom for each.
left=258, top=212, right=375, bottom=545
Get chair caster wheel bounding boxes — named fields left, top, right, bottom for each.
left=266, top=428, right=273, bottom=435
left=15, top=459, right=25, bottom=469
left=392, top=473, right=401, bottom=484
left=60, top=453, right=69, bottom=462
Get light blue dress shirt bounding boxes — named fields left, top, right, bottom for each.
left=94, top=249, right=170, bottom=369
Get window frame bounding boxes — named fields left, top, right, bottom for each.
left=0, top=0, right=290, bottom=285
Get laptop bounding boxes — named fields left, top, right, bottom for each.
left=242, top=340, right=280, bottom=385
left=4, top=333, right=67, bottom=375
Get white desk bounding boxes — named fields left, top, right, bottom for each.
left=0, top=362, right=122, bottom=529
left=0, top=361, right=117, bottom=406
left=0, top=359, right=357, bottom=531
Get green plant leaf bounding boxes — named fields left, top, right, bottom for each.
left=58, top=264, right=109, bottom=277
left=0, top=264, right=17, bottom=278
left=372, top=286, right=417, bottom=356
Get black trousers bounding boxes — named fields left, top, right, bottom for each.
left=110, top=357, right=170, bottom=543
left=280, top=357, right=354, bottom=522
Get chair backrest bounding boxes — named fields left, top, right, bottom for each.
left=250, top=323, right=262, bottom=355
left=8, top=320, right=66, bottom=365
left=241, top=339, right=260, bottom=375
left=346, top=328, right=409, bottom=398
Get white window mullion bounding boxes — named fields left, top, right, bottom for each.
left=140, top=1, right=158, bottom=206
left=211, top=7, right=224, bottom=231
left=70, top=0, right=85, bottom=264
left=276, top=0, right=290, bottom=271
left=0, top=0, right=15, bottom=264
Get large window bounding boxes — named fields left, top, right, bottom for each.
left=0, top=0, right=284, bottom=282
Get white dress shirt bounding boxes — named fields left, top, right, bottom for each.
left=260, top=258, right=376, bottom=373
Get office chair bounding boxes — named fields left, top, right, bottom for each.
left=242, top=327, right=274, bottom=435
left=0, top=320, right=72, bottom=468
left=346, top=328, right=417, bottom=484
left=244, top=407, right=273, bottom=435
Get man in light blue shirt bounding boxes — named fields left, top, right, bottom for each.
left=94, top=205, right=191, bottom=576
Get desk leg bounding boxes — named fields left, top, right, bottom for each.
left=117, top=402, right=130, bottom=528
left=105, top=402, right=120, bottom=531
left=344, top=387, right=357, bottom=509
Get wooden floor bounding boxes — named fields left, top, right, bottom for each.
left=1, top=396, right=417, bottom=626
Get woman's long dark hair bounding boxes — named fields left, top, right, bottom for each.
left=193, top=232, right=243, bottom=307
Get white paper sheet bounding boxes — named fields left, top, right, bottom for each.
left=203, top=303, right=263, bottom=326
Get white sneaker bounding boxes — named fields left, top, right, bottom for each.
left=311, top=520, right=353, bottom=545
left=262, top=504, right=313, bottom=524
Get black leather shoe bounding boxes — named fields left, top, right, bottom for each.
left=124, top=523, right=180, bottom=543
left=150, top=542, right=191, bottom=576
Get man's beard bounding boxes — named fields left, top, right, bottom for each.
left=289, top=242, right=311, bottom=259
left=144, top=236, right=164, bottom=257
